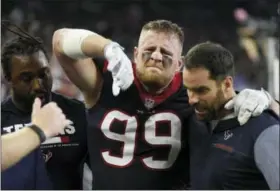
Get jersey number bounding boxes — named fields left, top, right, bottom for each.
left=100, top=110, right=182, bottom=170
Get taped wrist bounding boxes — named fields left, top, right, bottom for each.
left=61, top=29, right=96, bottom=59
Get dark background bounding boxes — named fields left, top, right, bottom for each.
left=1, top=0, right=279, bottom=100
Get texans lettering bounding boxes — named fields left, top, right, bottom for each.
left=2, top=123, right=76, bottom=135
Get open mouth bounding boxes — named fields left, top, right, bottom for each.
left=195, top=109, right=207, bottom=115
left=194, top=107, right=207, bottom=115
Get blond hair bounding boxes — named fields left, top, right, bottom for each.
left=141, top=20, right=184, bottom=45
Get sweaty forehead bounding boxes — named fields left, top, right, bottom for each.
left=183, top=68, right=213, bottom=87
left=11, top=51, right=48, bottom=70
left=138, top=30, right=181, bottom=53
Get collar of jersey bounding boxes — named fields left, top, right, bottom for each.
left=212, top=117, right=240, bottom=133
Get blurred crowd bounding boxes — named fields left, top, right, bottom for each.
left=1, top=0, right=278, bottom=101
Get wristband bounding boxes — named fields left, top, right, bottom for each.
left=29, top=124, right=47, bottom=143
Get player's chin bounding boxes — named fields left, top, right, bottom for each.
left=22, top=96, right=37, bottom=109
left=143, top=75, right=163, bottom=85
left=195, top=112, right=209, bottom=121
left=147, top=70, right=166, bottom=80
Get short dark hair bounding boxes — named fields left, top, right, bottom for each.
left=142, top=20, right=184, bottom=46
left=184, top=42, right=235, bottom=80
left=1, top=21, right=49, bottom=81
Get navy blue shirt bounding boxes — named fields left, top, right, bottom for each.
left=40, top=93, right=88, bottom=190
left=1, top=92, right=88, bottom=190
left=1, top=150, right=52, bottom=190
left=1, top=99, right=52, bottom=190
left=189, top=110, right=279, bottom=189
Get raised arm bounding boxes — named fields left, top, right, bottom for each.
left=52, top=29, right=112, bottom=108
left=52, top=28, right=134, bottom=108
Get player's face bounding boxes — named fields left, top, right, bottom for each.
left=10, top=51, right=52, bottom=111
left=134, top=30, right=182, bottom=91
left=183, top=67, right=232, bottom=121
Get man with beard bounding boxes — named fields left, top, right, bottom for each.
left=183, top=42, right=279, bottom=189
left=1, top=22, right=88, bottom=190
left=52, top=20, right=278, bottom=189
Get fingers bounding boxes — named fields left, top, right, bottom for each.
left=234, top=89, right=269, bottom=125
left=112, top=79, right=121, bottom=96
left=32, top=98, right=42, bottom=117
left=107, top=47, right=134, bottom=96
left=64, top=119, right=73, bottom=127
left=107, top=60, right=118, bottom=72
left=252, top=104, right=265, bottom=117
left=224, top=99, right=234, bottom=110
left=53, top=104, right=72, bottom=127
left=31, top=99, right=74, bottom=138
left=237, top=102, right=259, bottom=125
left=107, top=51, right=121, bottom=72
left=238, top=110, right=252, bottom=126
left=60, top=113, right=66, bottom=121
left=235, top=93, right=249, bottom=113
left=45, top=102, right=62, bottom=113
left=237, top=99, right=257, bottom=125
left=59, top=115, right=73, bottom=130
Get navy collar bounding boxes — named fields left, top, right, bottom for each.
left=213, top=117, right=240, bottom=133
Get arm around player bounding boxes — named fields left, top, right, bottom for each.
left=1, top=98, right=72, bottom=171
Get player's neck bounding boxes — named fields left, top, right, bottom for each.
left=142, top=84, right=166, bottom=94
left=210, top=91, right=237, bottom=131
left=141, top=79, right=173, bottom=95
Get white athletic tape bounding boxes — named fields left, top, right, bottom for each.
left=61, top=29, right=96, bottom=59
